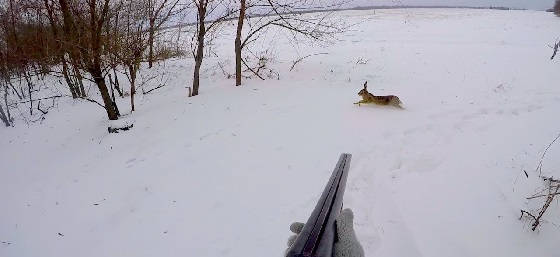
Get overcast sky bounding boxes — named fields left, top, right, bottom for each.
left=348, top=0, right=555, bottom=10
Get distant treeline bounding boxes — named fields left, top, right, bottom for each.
left=344, top=5, right=526, bottom=11
left=166, top=4, right=525, bottom=29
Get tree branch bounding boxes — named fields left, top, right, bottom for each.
left=241, top=58, right=265, bottom=80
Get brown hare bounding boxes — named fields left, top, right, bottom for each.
left=354, top=81, right=403, bottom=108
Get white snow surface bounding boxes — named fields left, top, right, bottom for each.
left=2, top=8, right=560, bottom=257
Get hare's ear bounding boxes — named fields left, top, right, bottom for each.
left=363, top=81, right=368, bottom=90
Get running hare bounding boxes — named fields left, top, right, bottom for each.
left=354, top=81, right=403, bottom=108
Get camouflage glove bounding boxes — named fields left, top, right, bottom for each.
left=286, top=208, right=365, bottom=257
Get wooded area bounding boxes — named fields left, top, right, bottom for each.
left=0, top=0, right=342, bottom=126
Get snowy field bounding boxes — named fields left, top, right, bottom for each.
left=2, top=8, right=560, bottom=257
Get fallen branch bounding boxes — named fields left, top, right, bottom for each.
left=108, top=123, right=134, bottom=133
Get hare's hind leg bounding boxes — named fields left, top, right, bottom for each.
left=391, top=98, right=404, bottom=109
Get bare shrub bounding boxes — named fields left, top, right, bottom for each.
left=520, top=133, right=560, bottom=231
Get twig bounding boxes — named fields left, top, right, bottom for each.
left=77, top=97, right=106, bottom=109
left=522, top=178, right=560, bottom=231
left=551, top=40, right=559, bottom=60
left=9, top=95, right=64, bottom=106
left=241, top=58, right=265, bottom=80
left=289, top=53, right=328, bottom=71
left=536, top=133, right=560, bottom=176
left=531, top=183, right=560, bottom=231
left=520, top=209, right=537, bottom=222
left=216, top=61, right=233, bottom=79
left=526, top=192, right=560, bottom=200
left=143, top=84, right=166, bottom=95
left=356, top=57, right=369, bottom=65
left=37, top=100, right=49, bottom=115
left=9, top=94, right=106, bottom=111
left=543, top=176, right=560, bottom=183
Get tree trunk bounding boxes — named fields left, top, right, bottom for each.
left=555, top=0, right=560, bottom=16
left=44, top=0, right=78, bottom=98
left=192, top=48, right=203, bottom=96
left=109, top=73, right=116, bottom=107
left=3, top=83, right=12, bottom=123
left=0, top=103, right=9, bottom=127
left=91, top=68, right=119, bottom=120
left=0, top=83, right=10, bottom=127
left=58, top=0, right=86, bottom=97
left=235, top=0, right=246, bottom=86
left=86, top=0, right=118, bottom=120
left=113, top=68, right=123, bottom=97
left=192, top=9, right=206, bottom=96
left=72, top=65, right=86, bottom=97
left=148, top=20, right=155, bottom=68
left=61, top=58, right=78, bottom=98
left=23, top=71, right=33, bottom=116
left=7, top=80, right=22, bottom=100
left=129, top=64, right=136, bottom=112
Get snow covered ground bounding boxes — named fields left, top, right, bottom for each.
left=2, top=8, right=560, bottom=257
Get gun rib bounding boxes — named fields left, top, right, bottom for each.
left=286, top=153, right=352, bottom=257
left=302, top=156, right=348, bottom=255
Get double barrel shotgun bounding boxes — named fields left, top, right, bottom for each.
left=286, top=153, right=352, bottom=257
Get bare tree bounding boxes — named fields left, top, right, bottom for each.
left=57, top=0, right=87, bottom=97
left=57, top=0, right=120, bottom=120
left=554, top=0, right=560, bottom=17
left=108, top=0, right=186, bottom=111
left=87, top=0, right=120, bottom=119
left=146, top=0, right=181, bottom=68
left=43, top=0, right=82, bottom=98
left=110, top=0, right=147, bottom=112
left=233, top=0, right=345, bottom=86
left=190, top=0, right=235, bottom=96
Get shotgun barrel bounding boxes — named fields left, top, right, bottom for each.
left=286, top=153, right=352, bottom=257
